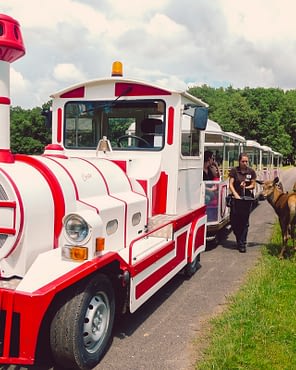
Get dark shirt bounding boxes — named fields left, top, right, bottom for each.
left=229, top=166, right=256, bottom=197
left=203, top=169, right=214, bottom=180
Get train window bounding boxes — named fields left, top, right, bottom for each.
left=65, top=117, right=95, bottom=147
left=181, top=115, right=200, bottom=157
left=64, top=100, right=165, bottom=151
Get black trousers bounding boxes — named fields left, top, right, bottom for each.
left=230, top=198, right=253, bottom=248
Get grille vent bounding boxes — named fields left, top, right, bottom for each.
left=0, top=184, right=8, bottom=200
left=0, top=235, right=8, bottom=248
left=0, top=184, right=10, bottom=246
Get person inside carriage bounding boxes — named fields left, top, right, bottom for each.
left=203, top=151, right=220, bottom=221
left=203, top=150, right=220, bottom=180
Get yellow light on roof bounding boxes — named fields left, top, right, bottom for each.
left=112, top=61, right=123, bottom=77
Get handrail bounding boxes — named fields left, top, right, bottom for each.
left=128, top=220, right=173, bottom=265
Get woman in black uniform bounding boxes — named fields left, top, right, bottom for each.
left=229, top=153, right=256, bottom=253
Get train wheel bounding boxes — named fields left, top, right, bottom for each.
left=50, top=274, right=115, bottom=370
left=184, top=254, right=201, bottom=278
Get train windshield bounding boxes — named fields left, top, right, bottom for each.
left=64, top=99, right=165, bottom=151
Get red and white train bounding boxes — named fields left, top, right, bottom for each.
left=0, top=14, right=209, bottom=369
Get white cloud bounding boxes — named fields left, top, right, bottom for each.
left=1, top=0, right=296, bottom=108
left=10, top=67, right=28, bottom=92
left=53, top=64, right=86, bottom=83
left=10, top=67, right=30, bottom=106
left=108, top=0, right=170, bottom=18
left=147, top=13, right=189, bottom=41
left=221, top=0, right=296, bottom=44
left=2, top=0, right=108, bottom=31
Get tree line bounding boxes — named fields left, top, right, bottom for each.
left=10, top=105, right=51, bottom=155
left=188, top=85, right=295, bottom=163
left=9, top=87, right=296, bottom=162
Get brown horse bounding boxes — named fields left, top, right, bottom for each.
left=261, top=177, right=296, bottom=258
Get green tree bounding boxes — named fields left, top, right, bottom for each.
left=212, top=92, right=258, bottom=138
left=189, top=85, right=226, bottom=116
left=10, top=106, right=51, bottom=154
left=280, top=90, right=296, bottom=162
left=188, top=85, right=294, bottom=161
left=189, top=86, right=257, bottom=136
left=240, top=88, right=291, bottom=155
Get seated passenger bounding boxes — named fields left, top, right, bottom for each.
left=140, top=118, right=163, bottom=148
left=203, top=150, right=219, bottom=205
left=203, top=150, right=220, bottom=180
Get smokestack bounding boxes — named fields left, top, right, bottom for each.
left=0, top=14, right=25, bottom=163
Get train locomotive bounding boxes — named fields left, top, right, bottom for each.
left=0, top=14, right=209, bottom=369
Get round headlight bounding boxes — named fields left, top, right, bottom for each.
left=64, top=214, right=90, bottom=244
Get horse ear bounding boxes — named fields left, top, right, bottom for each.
left=273, top=176, right=279, bottom=185
left=256, top=179, right=264, bottom=185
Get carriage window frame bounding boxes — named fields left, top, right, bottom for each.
left=63, top=99, right=166, bottom=151
left=181, top=115, right=201, bottom=157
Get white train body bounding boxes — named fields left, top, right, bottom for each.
left=0, top=155, right=148, bottom=278
left=1, top=79, right=208, bottom=285
left=0, top=14, right=209, bottom=368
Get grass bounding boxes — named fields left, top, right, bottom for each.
left=195, top=222, right=296, bottom=370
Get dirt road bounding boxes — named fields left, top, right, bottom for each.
left=3, top=168, right=296, bottom=370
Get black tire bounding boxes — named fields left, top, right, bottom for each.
left=184, top=254, right=201, bottom=278
left=50, top=274, right=115, bottom=370
left=206, top=235, right=219, bottom=250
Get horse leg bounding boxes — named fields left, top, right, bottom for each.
left=291, top=221, right=296, bottom=250
left=279, top=221, right=288, bottom=259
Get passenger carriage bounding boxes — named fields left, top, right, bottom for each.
left=204, top=125, right=283, bottom=239
left=245, top=140, right=282, bottom=199
left=204, top=120, right=245, bottom=237
left=272, top=151, right=283, bottom=178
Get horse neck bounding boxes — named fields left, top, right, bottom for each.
left=268, top=186, right=283, bottom=209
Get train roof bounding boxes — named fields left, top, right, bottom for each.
left=273, top=151, right=283, bottom=157
left=225, top=131, right=246, bottom=143
left=206, top=119, right=222, bottom=133
left=50, top=77, right=208, bottom=107
left=245, top=139, right=262, bottom=148
left=205, top=119, right=245, bottom=143
left=246, top=140, right=282, bottom=156
left=260, top=145, right=272, bottom=152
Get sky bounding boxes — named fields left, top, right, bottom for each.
left=1, top=0, right=296, bottom=109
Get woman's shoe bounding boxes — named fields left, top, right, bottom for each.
left=239, top=245, right=246, bottom=253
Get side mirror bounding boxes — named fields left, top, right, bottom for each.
left=194, top=107, right=208, bottom=130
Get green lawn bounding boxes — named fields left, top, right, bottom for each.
left=195, top=223, right=296, bottom=370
